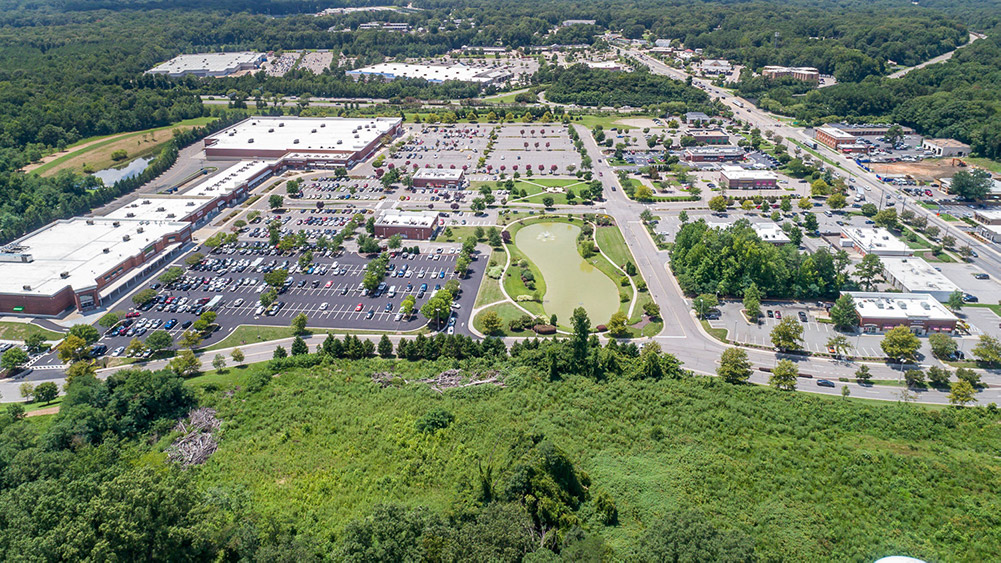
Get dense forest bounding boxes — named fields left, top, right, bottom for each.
left=670, top=220, right=852, bottom=299
left=4, top=326, right=999, bottom=560
left=540, top=64, right=711, bottom=109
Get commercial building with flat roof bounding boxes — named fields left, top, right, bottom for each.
left=346, top=62, right=511, bottom=84
left=690, top=129, right=730, bottom=145
left=880, top=256, right=961, bottom=302
left=845, top=291, right=958, bottom=334
left=700, top=59, right=732, bottom=74
left=816, top=126, right=857, bottom=149
left=841, top=227, right=912, bottom=256
left=585, top=60, right=626, bottom=71
left=761, top=66, right=819, bottom=82
left=685, top=112, right=711, bottom=124
left=718, top=165, right=777, bottom=189
left=203, top=117, right=401, bottom=164
left=562, top=19, right=596, bottom=26
left=684, top=147, right=744, bottom=162
left=0, top=218, right=191, bottom=315
left=412, top=168, right=465, bottom=188
left=374, top=211, right=439, bottom=240
left=147, top=52, right=265, bottom=77
left=828, top=123, right=914, bottom=137
left=706, top=220, right=791, bottom=245
left=922, top=138, right=970, bottom=158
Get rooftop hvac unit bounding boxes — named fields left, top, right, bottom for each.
left=112, top=221, right=120, bottom=227
left=126, top=213, right=135, bottom=218
left=311, top=129, right=317, bottom=133
left=337, top=140, right=343, bottom=144
left=103, top=248, right=110, bottom=254
left=156, top=207, right=166, bottom=212
left=86, top=219, right=95, bottom=225
left=294, top=139, right=300, bottom=144
left=248, top=138, right=254, bottom=143
left=279, top=122, right=285, bottom=127
left=320, top=123, right=326, bottom=127
left=22, top=285, right=31, bottom=291
left=354, top=134, right=359, bottom=138
left=137, top=227, right=144, bottom=233
left=269, top=128, right=274, bottom=133
left=186, top=202, right=195, bottom=206
left=143, top=200, right=150, bottom=204
left=60, top=272, right=69, bottom=279
left=167, top=213, right=176, bottom=218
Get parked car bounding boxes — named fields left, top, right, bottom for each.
left=816, top=379, right=836, bottom=388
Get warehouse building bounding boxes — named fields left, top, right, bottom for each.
left=0, top=218, right=192, bottom=316
left=761, top=66, right=819, bottom=82
left=346, top=62, right=512, bottom=84
left=846, top=291, right=958, bottom=334
left=922, top=138, right=970, bottom=158
left=147, top=52, right=265, bottom=77
left=840, top=227, right=912, bottom=256
left=829, top=123, right=914, bottom=137
left=815, top=126, right=857, bottom=150
left=374, top=211, right=439, bottom=240
left=203, top=117, right=402, bottom=164
left=412, top=168, right=465, bottom=188
left=683, top=147, right=744, bottom=162
left=880, top=256, right=961, bottom=302
left=718, top=166, right=777, bottom=189
left=689, top=129, right=730, bottom=145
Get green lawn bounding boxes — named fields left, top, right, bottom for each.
left=474, top=251, right=507, bottom=308
left=203, top=325, right=299, bottom=351
left=595, top=224, right=634, bottom=269
left=482, top=88, right=533, bottom=103
left=0, top=322, right=63, bottom=342
left=473, top=302, right=532, bottom=336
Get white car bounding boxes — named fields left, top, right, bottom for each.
left=319, top=302, right=329, bottom=310
left=233, top=298, right=244, bottom=307
left=112, top=346, right=125, bottom=357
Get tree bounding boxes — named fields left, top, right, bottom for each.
left=387, top=234, right=403, bottom=249
left=972, top=334, right=1001, bottom=366
left=904, top=369, right=925, bottom=387
left=880, top=326, right=920, bottom=361
left=607, top=311, right=629, bottom=337
left=829, top=294, right=860, bottom=330
left=873, top=209, right=898, bottom=230
left=929, top=333, right=957, bottom=359
left=828, top=193, right=846, bottom=209
left=488, top=228, right=503, bottom=247
left=827, top=335, right=851, bottom=358
left=291, top=313, right=309, bottom=335
left=421, top=292, right=453, bottom=327
left=69, top=324, right=100, bottom=344
left=692, top=293, right=718, bottom=320
left=643, top=301, right=661, bottom=319
left=231, top=348, right=245, bottom=365
left=948, top=380, right=977, bottom=406
left=273, top=346, right=288, bottom=359
left=263, top=268, right=289, bottom=288
left=860, top=203, right=878, bottom=217
left=401, top=295, right=417, bottom=318
left=185, top=252, right=205, bottom=267
left=378, top=335, right=394, bottom=358
left=770, top=360, right=798, bottom=390
left=708, top=196, right=728, bottom=213
left=810, top=179, right=830, bottom=196
left=634, top=509, right=753, bottom=562
left=24, top=333, right=48, bottom=353
left=481, top=311, right=503, bottom=335
left=798, top=197, right=812, bottom=211
left=145, top=330, right=173, bottom=352
left=780, top=198, right=792, bottom=213
left=634, top=185, right=655, bottom=201
left=179, top=330, right=202, bottom=350
left=855, top=364, right=872, bottom=384
left=956, top=367, right=981, bottom=388
left=950, top=169, right=992, bottom=200
left=57, top=335, right=90, bottom=364
left=946, top=290, right=965, bottom=312
left=19, top=382, right=35, bottom=402
left=542, top=196, right=555, bottom=207
left=168, top=349, right=200, bottom=377
left=1, top=347, right=28, bottom=372
left=717, top=348, right=751, bottom=384
left=927, top=365, right=951, bottom=387
left=803, top=213, right=819, bottom=231
left=98, top=311, right=122, bottom=328
left=269, top=194, right=285, bottom=210
left=291, top=336, right=309, bottom=356
left=212, top=354, right=226, bottom=371
left=260, top=289, right=277, bottom=307
left=742, top=283, right=762, bottom=320
left=854, top=254, right=884, bottom=290
left=34, top=381, right=59, bottom=404
left=770, top=317, right=804, bottom=352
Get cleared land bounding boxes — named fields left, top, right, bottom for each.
left=0, top=321, right=63, bottom=341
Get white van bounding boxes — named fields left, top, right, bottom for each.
left=388, top=285, right=397, bottom=298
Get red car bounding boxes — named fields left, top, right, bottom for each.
left=774, top=311, right=782, bottom=319
left=355, top=303, right=364, bottom=312
left=125, top=312, right=141, bottom=318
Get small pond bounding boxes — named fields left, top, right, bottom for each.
left=92, top=156, right=153, bottom=186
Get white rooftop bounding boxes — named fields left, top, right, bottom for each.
left=841, top=227, right=911, bottom=255
left=147, top=52, right=263, bottom=76
left=206, top=117, right=401, bottom=156
left=348, top=62, right=510, bottom=83
left=817, top=126, right=856, bottom=140
left=881, top=256, right=960, bottom=295
left=376, top=210, right=437, bottom=228
left=413, top=168, right=464, bottom=180
left=707, top=220, right=791, bottom=244
left=846, top=291, right=958, bottom=324
left=184, top=160, right=275, bottom=198
left=720, top=165, right=777, bottom=181
left=104, top=197, right=211, bottom=222
left=0, top=218, right=187, bottom=297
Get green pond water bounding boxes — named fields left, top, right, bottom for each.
left=515, top=222, right=620, bottom=325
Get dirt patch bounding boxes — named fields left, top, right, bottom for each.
left=616, top=118, right=659, bottom=129
left=870, top=159, right=968, bottom=183
left=26, top=406, right=60, bottom=417
left=37, top=126, right=199, bottom=177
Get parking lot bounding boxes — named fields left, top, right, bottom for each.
left=387, top=125, right=488, bottom=173
left=38, top=242, right=487, bottom=364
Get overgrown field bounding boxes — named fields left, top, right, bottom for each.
left=195, top=359, right=1001, bottom=561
